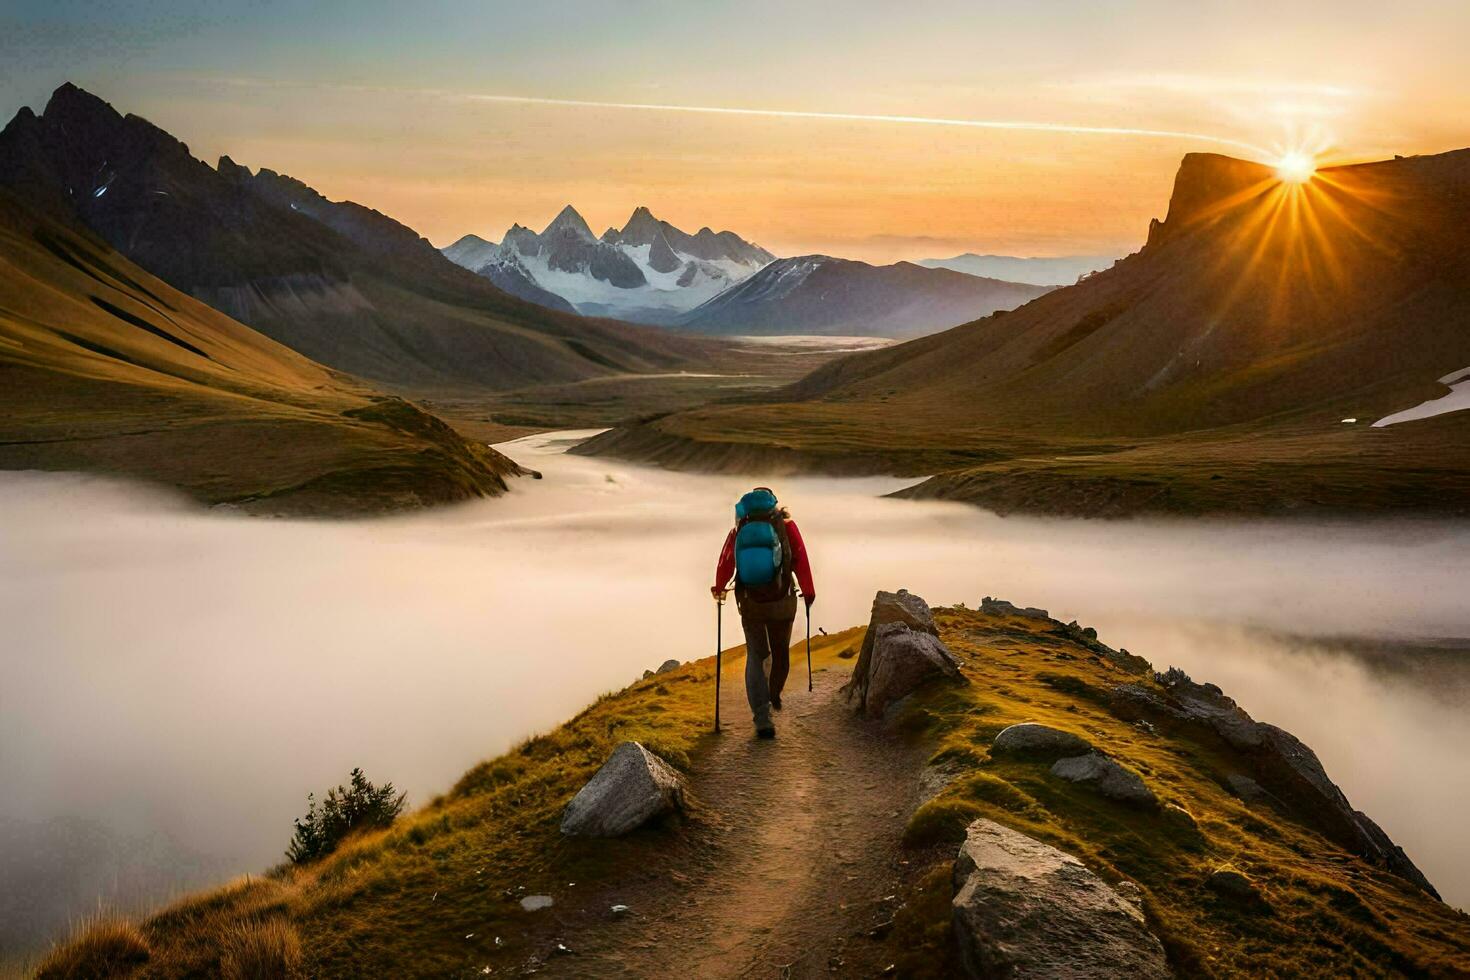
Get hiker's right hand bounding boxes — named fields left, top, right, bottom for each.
left=711, top=587, right=727, bottom=602
left=804, top=594, right=815, bottom=610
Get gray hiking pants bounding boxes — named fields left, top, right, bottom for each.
left=741, top=611, right=793, bottom=728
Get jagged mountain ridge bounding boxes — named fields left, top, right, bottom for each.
left=674, top=254, right=1053, bottom=339
left=442, top=204, right=775, bottom=323
left=0, top=83, right=710, bottom=392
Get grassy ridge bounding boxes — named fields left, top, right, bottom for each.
left=0, top=191, right=521, bottom=515
left=34, top=614, right=1470, bottom=977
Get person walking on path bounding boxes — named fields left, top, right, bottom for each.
left=711, top=487, right=815, bottom=738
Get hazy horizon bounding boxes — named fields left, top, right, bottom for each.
left=4, top=0, right=1467, bottom=262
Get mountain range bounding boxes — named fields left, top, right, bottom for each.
left=674, top=255, right=1052, bottom=338
left=445, top=211, right=1054, bottom=338
left=0, top=83, right=710, bottom=394
left=443, top=205, right=774, bottom=324
left=578, top=148, right=1470, bottom=516
left=918, top=252, right=1118, bottom=286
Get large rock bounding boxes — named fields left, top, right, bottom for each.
left=850, top=589, right=938, bottom=683
left=1050, top=753, right=1158, bottom=808
left=560, top=742, right=686, bottom=837
left=855, top=622, right=964, bottom=718
left=952, top=819, right=1172, bottom=979
left=991, top=723, right=1094, bottom=761
left=847, top=590, right=957, bottom=716
left=1108, top=667, right=1440, bottom=899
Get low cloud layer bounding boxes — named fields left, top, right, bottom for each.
left=2, top=435, right=1468, bottom=953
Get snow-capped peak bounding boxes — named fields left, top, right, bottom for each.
left=541, top=205, right=596, bottom=243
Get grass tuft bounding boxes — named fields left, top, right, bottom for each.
left=34, top=913, right=150, bottom=979
left=219, top=917, right=303, bottom=980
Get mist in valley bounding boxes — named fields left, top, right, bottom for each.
left=3, top=430, right=1469, bottom=955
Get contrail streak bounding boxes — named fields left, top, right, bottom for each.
left=196, top=76, right=1267, bottom=155
left=460, top=92, right=1266, bottom=154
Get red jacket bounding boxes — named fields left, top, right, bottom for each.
left=714, top=519, right=815, bottom=600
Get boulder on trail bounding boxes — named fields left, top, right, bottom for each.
left=848, top=590, right=938, bottom=688
left=560, top=742, right=687, bottom=837
left=1049, top=753, right=1158, bottom=808
left=980, top=596, right=1050, bottom=620
left=847, top=590, right=962, bottom=716
left=952, top=819, right=1172, bottom=979
left=654, top=659, right=680, bottom=675
left=991, top=722, right=1095, bottom=761
left=853, top=622, right=964, bottom=718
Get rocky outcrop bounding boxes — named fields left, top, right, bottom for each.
left=860, top=624, right=964, bottom=717
left=1049, top=753, right=1159, bottom=808
left=846, top=591, right=963, bottom=717
left=560, top=742, right=687, bottom=837
left=980, top=597, right=1050, bottom=620
left=1206, top=868, right=1268, bottom=912
left=952, top=819, right=1172, bottom=979
left=1109, top=667, right=1440, bottom=899
left=990, top=723, right=1094, bottom=761
left=849, top=590, right=939, bottom=696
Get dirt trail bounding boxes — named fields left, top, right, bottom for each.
left=532, top=659, right=926, bottom=978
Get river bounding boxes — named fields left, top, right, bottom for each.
left=2, top=430, right=1468, bottom=957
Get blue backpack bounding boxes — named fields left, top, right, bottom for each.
left=733, top=488, right=793, bottom=601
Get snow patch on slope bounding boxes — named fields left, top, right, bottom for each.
left=1373, top=366, right=1470, bottom=427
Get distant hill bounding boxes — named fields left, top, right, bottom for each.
left=0, top=83, right=710, bottom=393
left=579, top=149, right=1470, bottom=516
left=0, top=188, right=521, bottom=513
left=675, top=255, right=1051, bottom=339
left=442, top=205, right=774, bottom=323
left=918, top=252, right=1119, bottom=286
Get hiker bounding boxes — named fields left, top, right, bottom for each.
left=711, top=487, right=815, bottom=738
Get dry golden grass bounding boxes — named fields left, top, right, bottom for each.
left=888, top=607, right=1470, bottom=977
left=34, top=914, right=149, bottom=979
left=218, top=917, right=302, bottom=980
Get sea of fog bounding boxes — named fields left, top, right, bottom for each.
left=3, top=430, right=1469, bottom=956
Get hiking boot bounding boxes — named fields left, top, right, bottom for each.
left=756, top=725, right=776, bottom=739
left=770, top=693, right=783, bottom=711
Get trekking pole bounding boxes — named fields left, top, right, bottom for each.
left=714, top=594, right=724, bottom=733
left=805, top=596, right=813, bottom=692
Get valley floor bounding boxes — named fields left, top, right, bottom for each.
left=575, top=407, right=1470, bottom=519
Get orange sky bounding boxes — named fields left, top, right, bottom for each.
left=4, top=1, right=1467, bottom=261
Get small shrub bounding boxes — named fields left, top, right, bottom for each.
left=219, top=917, right=303, bottom=980
left=35, top=914, right=149, bottom=979
left=904, top=797, right=986, bottom=847
left=286, top=767, right=406, bottom=864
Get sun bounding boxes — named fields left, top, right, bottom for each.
left=1275, top=151, right=1317, bottom=184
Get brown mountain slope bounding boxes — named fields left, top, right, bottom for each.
left=0, top=83, right=715, bottom=394
left=579, top=149, right=1470, bottom=517
left=0, top=189, right=522, bottom=514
